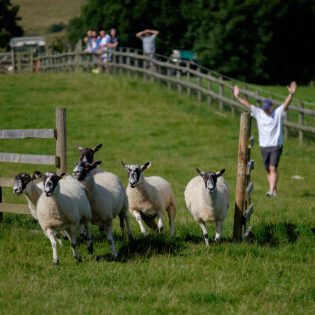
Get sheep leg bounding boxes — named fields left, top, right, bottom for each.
left=45, top=228, right=59, bottom=264
left=198, top=220, right=209, bottom=247
left=215, top=220, right=223, bottom=242
left=104, top=225, right=118, bottom=258
left=118, top=212, right=126, bottom=239
left=157, top=212, right=164, bottom=234
left=133, top=210, right=148, bottom=235
left=123, top=211, right=133, bottom=240
left=65, top=228, right=82, bottom=262
left=84, top=222, right=93, bottom=254
left=167, top=204, right=176, bottom=237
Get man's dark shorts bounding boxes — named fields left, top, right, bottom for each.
left=260, top=145, right=283, bottom=170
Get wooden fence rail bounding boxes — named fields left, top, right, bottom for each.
left=0, top=108, right=67, bottom=218
left=2, top=49, right=315, bottom=143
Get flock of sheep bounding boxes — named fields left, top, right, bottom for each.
left=13, top=144, right=230, bottom=264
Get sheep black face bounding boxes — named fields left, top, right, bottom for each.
left=196, top=168, right=225, bottom=193
left=13, top=173, right=33, bottom=195
left=73, top=161, right=101, bottom=181
left=43, top=173, right=62, bottom=197
left=121, top=161, right=151, bottom=188
left=77, top=144, right=102, bottom=164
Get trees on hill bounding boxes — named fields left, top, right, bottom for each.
left=68, top=0, right=314, bottom=84
left=0, top=0, right=24, bottom=50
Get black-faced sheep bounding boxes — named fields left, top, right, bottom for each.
left=184, top=168, right=229, bottom=245
left=73, top=161, right=131, bottom=258
left=121, top=161, right=176, bottom=237
left=36, top=172, right=93, bottom=264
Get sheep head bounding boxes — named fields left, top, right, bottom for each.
left=196, top=168, right=225, bottom=193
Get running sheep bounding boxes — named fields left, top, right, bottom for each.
left=73, top=160, right=131, bottom=258
left=36, top=172, right=93, bottom=264
left=121, top=161, right=176, bottom=237
left=184, top=168, right=229, bottom=245
left=13, top=172, right=43, bottom=220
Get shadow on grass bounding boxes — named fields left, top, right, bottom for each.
left=251, top=222, right=313, bottom=247
left=95, top=234, right=186, bottom=263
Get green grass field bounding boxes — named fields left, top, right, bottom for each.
left=0, top=73, right=314, bottom=314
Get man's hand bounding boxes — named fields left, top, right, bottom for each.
left=287, top=81, right=297, bottom=95
left=233, top=85, right=240, bottom=98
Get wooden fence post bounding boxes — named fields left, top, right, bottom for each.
left=11, top=50, right=15, bottom=73
left=299, top=101, right=304, bottom=144
left=0, top=186, right=3, bottom=222
left=219, top=77, right=224, bottom=111
left=233, top=112, right=251, bottom=241
left=56, top=108, right=67, bottom=174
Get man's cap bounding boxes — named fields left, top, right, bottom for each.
left=262, top=99, right=273, bottom=110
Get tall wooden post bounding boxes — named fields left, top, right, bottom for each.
left=56, top=108, right=67, bottom=174
left=233, top=113, right=251, bottom=241
left=0, top=186, right=3, bottom=222
left=299, top=101, right=304, bottom=145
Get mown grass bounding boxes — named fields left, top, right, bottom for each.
left=0, top=73, right=314, bottom=315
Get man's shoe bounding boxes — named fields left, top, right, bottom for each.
left=266, top=191, right=277, bottom=198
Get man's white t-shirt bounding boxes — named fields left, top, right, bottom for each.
left=251, top=104, right=286, bottom=147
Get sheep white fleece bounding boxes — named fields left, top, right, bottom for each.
left=184, top=175, right=229, bottom=241
left=36, top=175, right=92, bottom=262
left=23, top=181, right=43, bottom=220
left=78, top=167, right=130, bottom=256
left=127, top=175, right=177, bottom=236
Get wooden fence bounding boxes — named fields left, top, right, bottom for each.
left=0, top=108, right=66, bottom=218
left=2, top=48, right=315, bottom=143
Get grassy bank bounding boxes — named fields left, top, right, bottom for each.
left=0, top=73, right=314, bottom=314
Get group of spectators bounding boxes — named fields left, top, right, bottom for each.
left=83, top=28, right=159, bottom=70
left=83, top=28, right=119, bottom=66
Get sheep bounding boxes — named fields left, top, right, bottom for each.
left=73, top=160, right=131, bottom=258
left=77, top=143, right=102, bottom=163
left=121, top=161, right=177, bottom=237
left=13, top=172, right=43, bottom=220
left=184, top=168, right=229, bottom=246
left=36, top=172, right=93, bottom=264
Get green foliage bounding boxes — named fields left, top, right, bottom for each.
left=0, top=73, right=314, bottom=314
left=67, top=0, right=315, bottom=84
left=0, top=0, right=24, bottom=50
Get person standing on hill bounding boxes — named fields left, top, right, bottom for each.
left=233, top=81, right=297, bottom=197
left=136, top=29, right=159, bottom=68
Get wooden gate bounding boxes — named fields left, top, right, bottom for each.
left=0, top=108, right=66, bottom=219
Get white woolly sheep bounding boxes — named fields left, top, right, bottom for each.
left=13, top=173, right=43, bottom=220
left=121, top=161, right=177, bottom=237
left=184, top=168, right=229, bottom=245
left=73, top=161, right=131, bottom=258
left=36, top=172, right=93, bottom=264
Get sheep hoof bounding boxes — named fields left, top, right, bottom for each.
left=75, top=256, right=82, bottom=263
left=128, top=233, right=133, bottom=241
left=88, top=243, right=94, bottom=255
left=112, top=252, right=119, bottom=260
left=53, top=258, right=59, bottom=265
left=214, top=238, right=221, bottom=244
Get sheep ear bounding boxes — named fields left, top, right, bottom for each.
left=77, top=145, right=83, bottom=152
left=92, top=160, right=102, bottom=168
left=121, top=161, right=128, bottom=169
left=33, top=171, right=43, bottom=179
left=60, top=173, right=66, bottom=178
left=216, top=169, right=225, bottom=177
left=93, top=144, right=102, bottom=152
left=141, top=161, right=151, bottom=171
left=196, top=168, right=205, bottom=177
